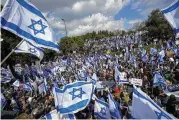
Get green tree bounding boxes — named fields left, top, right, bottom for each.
left=145, top=9, right=173, bottom=40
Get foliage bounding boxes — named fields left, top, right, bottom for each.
left=145, top=9, right=173, bottom=40
left=1, top=7, right=176, bottom=66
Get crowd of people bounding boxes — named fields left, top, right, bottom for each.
left=1, top=34, right=179, bottom=119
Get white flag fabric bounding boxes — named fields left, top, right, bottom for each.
left=14, top=40, right=44, bottom=60
left=38, top=82, right=46, bottom=94
left=12, top=80, right=20, bottom=87
left=114, top=66, right=129, bottom=84
left=108, top=90, right=121, bottom=119
left=1, top=93, right=7, bottom=110
left=161, top=0, right=179, bottom=38
left=53, top=81, right=94, bottom=114
left=94, top=98, right=111, bottom=119
left=1, top=0, right=59, bottom=51
left=91, top=73, right=98, bottom=81
left=44, top=109, right=76, bottom=120
left=60, top=113, right=76, bottom=120
left=23, top=83, right=33, bottom=92
left=45, top=109, right=60, bottom=119
left=132, top=85, right=176, bottom=119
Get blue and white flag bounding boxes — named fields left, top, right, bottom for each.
left=108, top=90, right=121, bottom=119
left=44, top=109, right=59, bottom=119
left=1, top=68, right=12, bottom=83
left=60, top=76, right=67, bottom=85
left=115, top=66, right=129, bottom=84
left=51, top=66, right=60, bottom=76
left=1, top=93, right=7, bottom=110
left=161, top=0, right=179, bottom=38
left=60, top=114, right=76, bottom=120
left=159, top=50, right=165, bottom=58
left=53, top=81, right=94, bottom=114
left=150, top=48, right=157, bottom=55
left=44, top=109, right=76, bottom=120
left=153, top=72, right=167, bottom=88
left=91, top=73, right=98, bottom=81
left=38, top=82, right=46, bottom=94
left=23, top=83, right=33, bottom=92
left=1, top=0, right=59, bottom=51
left=142, top=54, right=148, bottom=63
left=132, top=85, right=175, bottom=119
left=36, top=76, right=42, bottom=83
left=14, top=40, right=44, bottom=60
left=94, top=98, right=111, bottom=119
left=12, top=80, right=20, bottom=87
left=114, top=66, right=120, bottom=82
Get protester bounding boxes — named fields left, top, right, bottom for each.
left=1, top=35, right=179, bottom=119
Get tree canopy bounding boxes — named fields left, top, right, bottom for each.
left=1, top=8, right=175, bottom=65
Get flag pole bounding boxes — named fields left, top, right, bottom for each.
left=1, top=39, right=24, bottom=66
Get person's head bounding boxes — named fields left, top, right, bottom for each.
left=168, top=94, right=176, bottom=102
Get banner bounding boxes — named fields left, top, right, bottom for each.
left=129, top=78, right=143, bottom=86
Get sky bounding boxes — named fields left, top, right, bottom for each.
left=1, top=0, right=176, bottom=40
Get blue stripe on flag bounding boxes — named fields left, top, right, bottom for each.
left=55, top=81, right=92, bottom=93
left=174, top=28, right=179, bottom=33
left=57, top=99, right=88, bottom=114
left=16, top=0, right=47, bottom=21
left=46, top=113, right=52, bottom=119
left=161, top=1, right=179, bottom=13
left=68, top=114, right=75, bottom=119
left=14, top=42, right=44, bottom=53
left=94, top=113, right=108, bottom=119
left=95, top=99, right=109, bottom=107
left=25, top=40, right=44, bottom=52
left=1, top=18, right=59, bottom=50
left=133, top=88, right=173, bottom=119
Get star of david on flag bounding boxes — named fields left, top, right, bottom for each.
left=100, top=107, right=106, bottom=116
left=14, top=40, right=44, bottom=60
left=28, top=19, right=47, bottom=35
left=53, top=81, right=94, bottom=114
left=1, top=0, right=59, bottom=51
left=28, top=48, right=37, bottom=53
left=94, top=98, right=111, bottom=119
left=132, top=85, right=176, bottom=119
left=69, top=88, right=86, bottom=100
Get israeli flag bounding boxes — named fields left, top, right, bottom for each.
left=1, top=68, right=12, bottom=83
left=38, top=82, right=46, bottom=94
left=51, top=66, right=60, bottom=76
left=150, top=48, right=157, bottom=55
left=44, top=109, right=59, bottom=119
left=44, top=109, right=76, bottom=120
left=132, top=85, right=176, bottom=119
left=114, top=66, right=129, bottom=84
left=153, top=72, right=167, bottom=88
left=1, top=93, right=7, bottom=110
left=159, top=50, right=165, bottom=58
left=142, top=54, right=148, bottom=63
left=14, top=40, right=44, bottom=60
left=91, top=73, right=98, bottom=81
left=12, top=80, right=20, bottom=87
left=161, top=0, right=179, bottom=38
left=94, top=98, right=111, bottom=119
left=53, top=81, right=94, bottom=114
left=60, top=114, right=76, bottom=120
left=23, top=83, right=33, bottom=92
left=60, top=76, right=67, bottom=85
left=108, top=90, right=121, bottom=119
left=1, top=0, right=59, bottom=51
left=114, top=66, right=120, bottom=82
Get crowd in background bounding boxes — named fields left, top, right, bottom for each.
left=1, top=35, right=179, bottom=119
